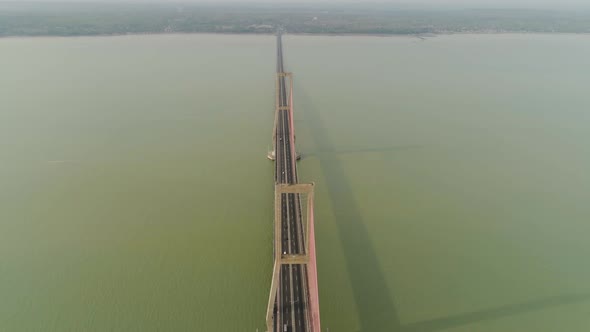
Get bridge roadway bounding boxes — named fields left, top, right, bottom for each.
left=274, top=32, right=310, bottom=332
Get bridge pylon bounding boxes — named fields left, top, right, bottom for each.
left=270, top=71, right=301, bottom=161
left=266, top=183, right=320, bottom=332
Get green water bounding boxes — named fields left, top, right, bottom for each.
left=1, top=34, right=590, bottom=331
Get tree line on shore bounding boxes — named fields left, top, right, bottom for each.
left=2, top=3, right=589, bottom=37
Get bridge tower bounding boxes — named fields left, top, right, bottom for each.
left=266, top=183, right=320, bottom=332
left=268, top=72, right=300, bottom=161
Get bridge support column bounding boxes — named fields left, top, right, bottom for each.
left=307, top=194, right=321, bottom=332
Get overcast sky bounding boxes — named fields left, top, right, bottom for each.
left=2, top=0, right=588, bottom=9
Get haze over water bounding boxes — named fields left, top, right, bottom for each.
left=1, top=33, right=590, bottom=331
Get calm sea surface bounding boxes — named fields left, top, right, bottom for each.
left=1, top=34, right=589, bottom=331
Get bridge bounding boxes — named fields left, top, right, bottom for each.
left=265, top=32, right=321, bottom=332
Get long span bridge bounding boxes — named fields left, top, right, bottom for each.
left=265, top=32, right=321, bottom=332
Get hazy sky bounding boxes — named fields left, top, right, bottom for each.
left=1, top=0, right=588, bottom=9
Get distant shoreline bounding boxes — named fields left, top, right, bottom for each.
left=2, top=31, right=590, bottom=40
left=3, top=4, right=589, bottom=39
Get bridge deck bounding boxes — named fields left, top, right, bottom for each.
left=267, top=32, right=320, bottom=332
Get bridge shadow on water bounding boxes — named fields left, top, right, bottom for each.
left=295, top=85, right=590, bottom=332
left=302, top=145, right=424, bottom=160
left=403, top=292, right=590, bottom=332
left=296, top=85, right=402, bottom=332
